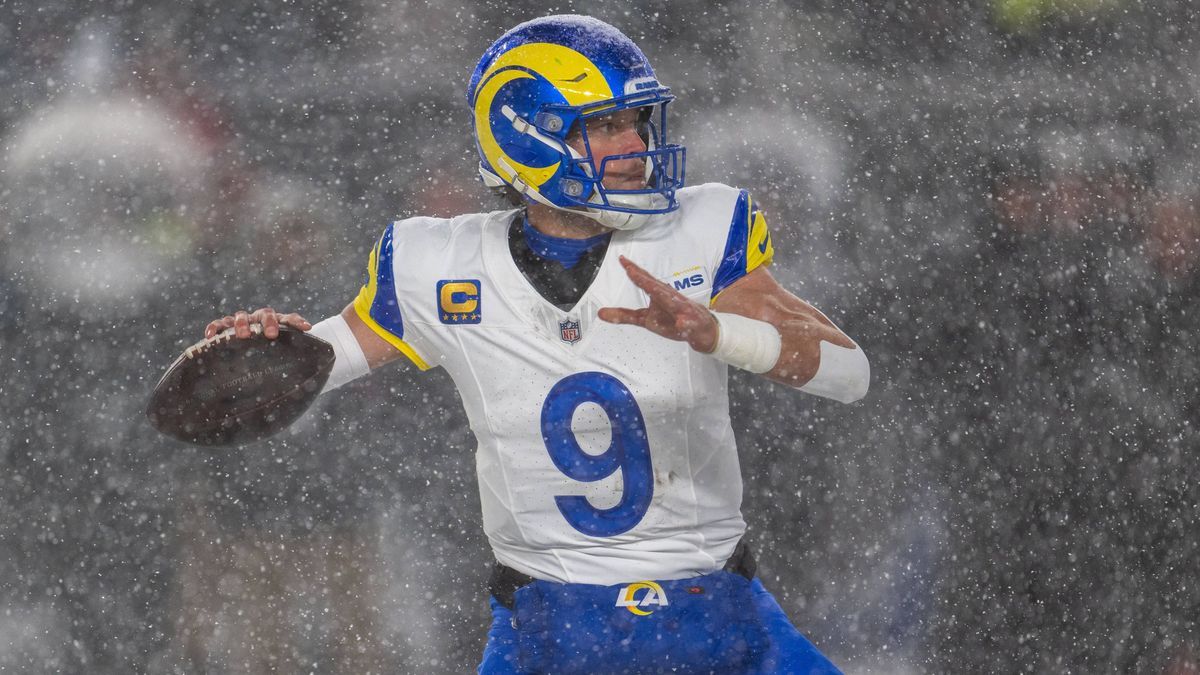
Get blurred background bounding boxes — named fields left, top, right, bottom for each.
left=1, top=0, right=1198, bottom=672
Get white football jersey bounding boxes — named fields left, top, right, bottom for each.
left=353, top=183, right=775, bottom=585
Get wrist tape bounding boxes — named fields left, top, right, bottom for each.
left=308, top=314, right=370, bottom=393
left=708, top=311, right=782, bottom=373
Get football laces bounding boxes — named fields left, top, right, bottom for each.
left=184, top=324, right=265, bottom=360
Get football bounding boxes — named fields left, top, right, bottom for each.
left=146, top=324, right=336, bottom=446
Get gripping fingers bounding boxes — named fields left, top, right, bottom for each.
left=233, top=310, right=254, bottom=338
left=204, top=309, right=310, bottom=340
left=263, top=312, right=313, bottom=338
left=278, top=313, right=313, bottom=332
left=259, top=309, right=282, bottom=339
left=204, top=316, right=232, bottom=339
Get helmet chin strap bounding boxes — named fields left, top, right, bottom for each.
left=583, top=193, right=655, bottom=230
left=584, top=208, right=642, bottom=231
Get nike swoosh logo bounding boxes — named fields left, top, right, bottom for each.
left=758, top=232, right=770, bottom=254
left=560, top=72, right=588, bottom=83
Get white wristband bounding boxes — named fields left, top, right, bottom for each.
left=308, top=314, right=370, bottom=394
left=708, top=311, right=782, bottom=374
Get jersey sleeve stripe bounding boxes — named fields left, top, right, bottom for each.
left=710, top=190, right=774, bottom=302
left=745, top=198, right=774, bottom=272
left=351, top=299, right=432, bottom=370
left=351, top=223, right=433, bottom=371
left=710, top=190, right=751, bottom=299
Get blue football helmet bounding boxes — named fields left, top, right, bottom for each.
left=467, top=15, right=686, bottom=230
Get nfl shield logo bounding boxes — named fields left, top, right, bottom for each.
left=559, top=319, right=581, bottom=344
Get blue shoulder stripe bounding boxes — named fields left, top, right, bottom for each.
left=711, top=189, right=751, bottom=299
left=369, top=223, right=405, bottom=338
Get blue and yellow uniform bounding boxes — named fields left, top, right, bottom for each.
left=354, top=184, right=839, bottom=673
left=351, top=12, right=847, bottom=674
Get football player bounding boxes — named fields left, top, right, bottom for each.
left=206, top=15, right=869, bottom=674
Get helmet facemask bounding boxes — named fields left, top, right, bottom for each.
left=551, top=95, right=685, bottom=229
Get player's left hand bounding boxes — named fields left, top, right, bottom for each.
left=598, top=256, right=719, bottom=353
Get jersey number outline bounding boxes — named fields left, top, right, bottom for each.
left=540, top=372, right=654, bottom=537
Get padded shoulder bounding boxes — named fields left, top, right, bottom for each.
left=351, top=210, right=510, bottom=370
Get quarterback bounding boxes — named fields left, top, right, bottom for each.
left=206, top=15, right=869, bottom=674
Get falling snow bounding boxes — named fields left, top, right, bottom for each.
left=1, top=2, right=1197, bottom=673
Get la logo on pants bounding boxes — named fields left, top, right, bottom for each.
left=615, top=581, right=669, bottom=616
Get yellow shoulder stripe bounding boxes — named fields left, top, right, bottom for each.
left=352, top=287, right=432, bottom=371
left=745, top=196, right=774, bottom=273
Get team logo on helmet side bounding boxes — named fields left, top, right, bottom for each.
left=472, top=43, right=611, bottom=192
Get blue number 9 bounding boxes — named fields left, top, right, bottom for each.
left=540, top=372, right=654, bottom=537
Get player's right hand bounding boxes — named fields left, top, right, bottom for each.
left=204, top=307, right=312, bottom=340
